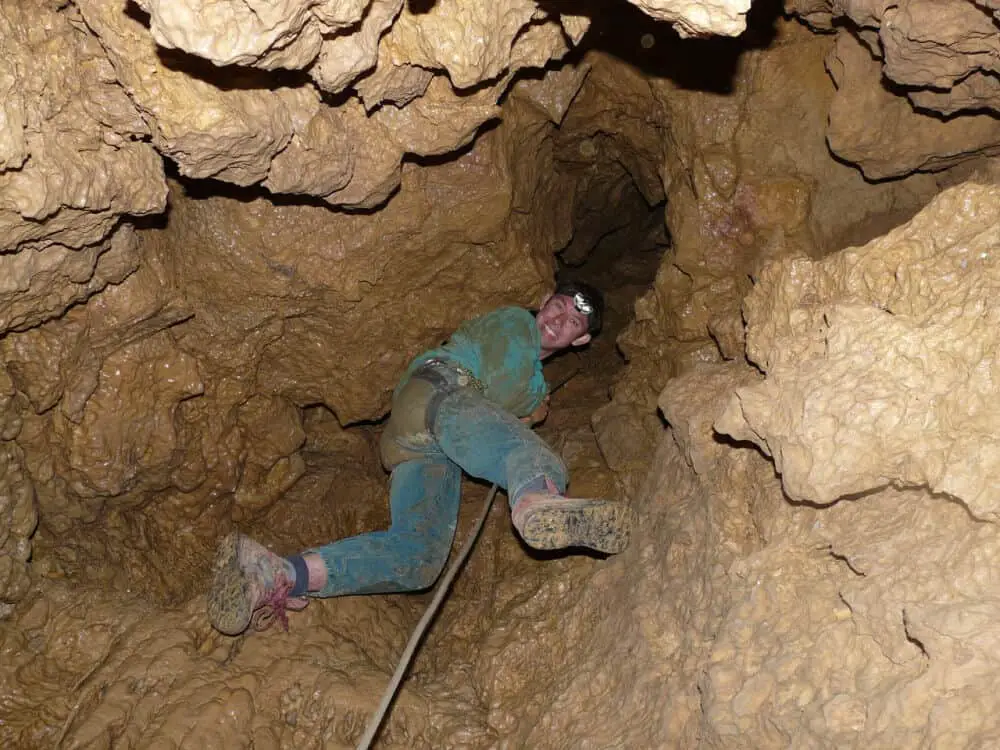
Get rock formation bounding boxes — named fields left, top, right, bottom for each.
left=3, top=0, right=1000, bottom=747
left=789, top=0, right=1000, bottom=177
left=667, top=181, right=1000, bottom=748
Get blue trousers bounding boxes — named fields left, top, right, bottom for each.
left=306, top=386, right=567, bottom=597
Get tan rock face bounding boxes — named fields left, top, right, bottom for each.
left=634, top=179, right=1000, bottom=748
left=6, top=0, right=1000, bottom=747
left=74, top=0, right=589, bottom=211
left=0, top=1, right=166, bottom=334
left=717, top=181, right=1000, bottom=515
left=159, top=128, right=551, bottom=427
left=0, top=0, right=166, bottom=614
left=628, top=0, right=752, bottom=37
left=0, top=364, right=35, bottom=619
left=2, top=96, right=571, bottom=611
left=137, top=0, right=342, bottom=69
left=791, top=0, right=1000, bottom=104
left=826, top=30, right=1000, bottom=179
left=787, top=0, right=1000, bottom=176
left=76, top=0, right=312, bottom=187
left=599, top=20, right=940, bottom=451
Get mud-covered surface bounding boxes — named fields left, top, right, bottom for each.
left=0, top=232, right=655, bottom=749
left=6, top=0, right=1000, bottom=747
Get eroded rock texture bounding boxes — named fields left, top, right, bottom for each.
left=5, top=0, right=1000, bottom=747
left=627, top=0, right=753, bottom=37
left=685, top=181, right=1000, bottom=747
left=2, top=90, right=582, bottom=615
left=73, top=0, right=591, bottom=209
left=0, top=1, right=166, bottom=333
left=0, top=0, right=165, bottom=613
left=787, top=0, right=1000, bottom=178
left=494, top=180, right=1000, bottom=749
left=0, top=364, right=35, bottom=619
left=718, top=182, right=1000, bottom=514
left=587, top=18, right=947, bottom=505
left=575, top=14, right=1000, bottom=749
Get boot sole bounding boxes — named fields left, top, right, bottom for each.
left=207, top=532, right=253, bottom=636
left=518, top=498, right=632, bottom=554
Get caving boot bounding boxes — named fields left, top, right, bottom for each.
left=511, top=492, right=633, bottom=554
left=207, top=532, right=308, bottom=636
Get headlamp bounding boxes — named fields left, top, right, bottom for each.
left=572, top=291, right=594, bottom=316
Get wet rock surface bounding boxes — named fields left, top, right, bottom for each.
left=3, top=0, right=1000, bottom=747
left=788, top=0, right=1000, bottom=176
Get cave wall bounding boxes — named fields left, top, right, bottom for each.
left=3, top=0, right=1000, bottom=747
left=4, top=90, right=591, bottom=607
left=589, top=6, right=1000, bottom=500
left=0, top=0, right=596, bottom=616
left=576, top=4, right=1000, bottom=748
left=656, top=179, right=1000, bottom=748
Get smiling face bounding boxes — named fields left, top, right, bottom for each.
left=535, top=293, right=592, bottom=357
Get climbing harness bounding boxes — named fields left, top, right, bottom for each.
left=356, top=483, right=499, bottom=750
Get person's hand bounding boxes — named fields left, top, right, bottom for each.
left=520, top=395, right=550, bottom=426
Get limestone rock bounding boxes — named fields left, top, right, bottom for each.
left=77, top=0, right=406, bottom=209
left=0, top=97, right=569, bottom=604
left=384, top=0, right=553, bottom=89
left=790, top=0, right=1000, bottom=115
left=372, top=74, right=502, bottom=158
left=0, top=224, right=142, bottom=335
left=11, top=0, right=1000, bottom=747
left=52, top=331, right=204, bottom=498
left=0, top=1, right=166, bottom=336
left=644, top=254, right=1000, bottom=747
left=627, top=0, right=752, bottom=37
left=909, top=70, right=1000, bottom=116
left=0, top=583, right=436, bottom=748
left=76, top=0, right=305, bottom=185
left=155, top=121, right=551, bottom=428
left=355, top=63, right=435, bottom=110
left=607, top=22, right=939, bottom=420
left=76, top=0, right=586, bottom=210
left=784, top=0, right=836, bottom=30
left=980, top=0, right=1000, bottom=20
left=879, top=0, right=1000, bottom=92
left=262, top=100, right=356, bottom=198
left=716, top=181, right=1000, bottom=516
left=232, top=396, right=306, bottom=512
left=0, top=365, right=35, bottom=619
left=0, top=2, right=163, bottom=250
left=310, top=0, right=401, bottom=94
left=659, top=361, right=762, bottom=475
left=826, top=31, right=1000, bottom=179
left=784, top=0, right=1000, bottom=179
left=137, top=0, right=342, bottom=70
left=656, top=366, right=1000, bottom=747
left=510, top=61, right=592, bottom=126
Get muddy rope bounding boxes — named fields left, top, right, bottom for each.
left=356, top=482, right=499, bottom=750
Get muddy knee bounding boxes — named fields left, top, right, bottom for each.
left=395, top=543, right=450, bottom=590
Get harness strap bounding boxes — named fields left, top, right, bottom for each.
left=410, top=359, right=485, bottom=432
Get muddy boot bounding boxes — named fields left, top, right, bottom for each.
left=511, top=493, right=633, bottom=554
left=207, top=532, right=309, bottom=636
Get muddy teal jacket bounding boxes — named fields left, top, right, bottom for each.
left=400, top=307, right=548, bottom=417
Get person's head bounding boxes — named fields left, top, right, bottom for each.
left=535, top=280, right=605, bottom=357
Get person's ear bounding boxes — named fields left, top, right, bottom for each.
left=571, top=333, right=591, bottom=347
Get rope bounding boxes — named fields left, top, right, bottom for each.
left=356, top=483, right=500, bottom=750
